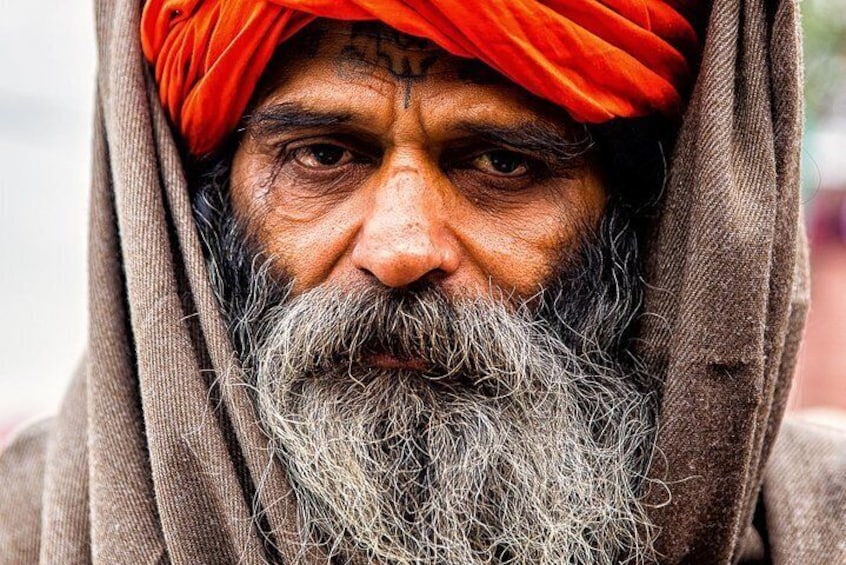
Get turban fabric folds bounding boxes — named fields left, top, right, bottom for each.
left=141, top=0, right=698, bottom=156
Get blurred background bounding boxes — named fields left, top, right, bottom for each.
left=0, top=0, right=93, bottom=440
left=792, top=0, right=846, bottom=418
left=0, top=1, right=844, bottom=442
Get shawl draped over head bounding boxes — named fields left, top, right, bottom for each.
left=1, top=0, right=845, bottom=563
left=140, top=0, right=698, bottom=155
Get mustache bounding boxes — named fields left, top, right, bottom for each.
left=252, top=282, right=567, bottom=398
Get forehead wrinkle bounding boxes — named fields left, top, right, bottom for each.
left=244, top=102, right=352, bottom=136
left=309, top=22, right=468, bottom=82
left=261, top=22, right=521, bottom=119
left=312, top=25, right=441, bottom=62
left=247, top=95, right=392, bottom=140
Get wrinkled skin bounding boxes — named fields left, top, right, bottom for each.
left=230, top=21, right=606, bottom=302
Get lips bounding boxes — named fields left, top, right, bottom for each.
left=365, top=352, right=430, bottom=372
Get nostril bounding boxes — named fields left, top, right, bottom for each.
left=419, top=267, right=448, bottom=286
left=353, top=244, right=447, bottom=288
left=356, top=266, right=448, bottom=292
left=357, top=266, right=378, bottom=282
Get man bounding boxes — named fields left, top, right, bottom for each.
left=0, top=1, right=843, bottom=564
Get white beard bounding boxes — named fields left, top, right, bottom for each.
left=249, top=286, right=658, bottom=564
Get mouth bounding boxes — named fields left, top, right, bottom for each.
left=365, top=352, right=431, bottom=372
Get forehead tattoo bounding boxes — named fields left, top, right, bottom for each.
left=338, top=22, right=442, bottom=109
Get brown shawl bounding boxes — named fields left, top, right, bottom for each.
left=1, top=0, right=844, bottom=563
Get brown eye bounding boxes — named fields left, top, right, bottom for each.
left=292, top=144, right=353, bottom=168
left=473, top=150, right=530, bottom=176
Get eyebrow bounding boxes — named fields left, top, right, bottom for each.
left=242, top=102, right=593, bottom=165
left=455, top=121, right=593, bottom=164
left=241, top=102, right=355, bottom=138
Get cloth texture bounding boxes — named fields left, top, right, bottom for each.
left=1, top=0, right=843, bottom=563
left=758, top=419, right=846, bottom=561
left=140, top=0, right=697, bottom=154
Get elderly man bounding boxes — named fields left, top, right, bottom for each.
left=1, top=1, right=843, bottom=564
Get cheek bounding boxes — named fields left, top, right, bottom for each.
left=230, top=153, right=364, bottom=291
left=257, top=202, right=366, bottom=292
left=456, top=214, right=562, bottom=298
left=455, top=176, right=604, bottom=297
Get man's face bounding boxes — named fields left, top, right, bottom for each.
left=230, top=21, right=605, bottom=300
left=196, top=20, right=657, bottom=564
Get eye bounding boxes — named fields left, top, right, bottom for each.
left=472, top=150, right=530, bottom=177
left=291, top=143, right=354, bottom=168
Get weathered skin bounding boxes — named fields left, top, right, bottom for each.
left=231, top=21, right=606, bottom=299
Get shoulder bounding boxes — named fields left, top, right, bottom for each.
left=0, top=418, right=53, bottom=563
left=761, top=415, right=846, bottom=564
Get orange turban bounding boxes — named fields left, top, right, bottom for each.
left=141, top=0, right=698, bottom=156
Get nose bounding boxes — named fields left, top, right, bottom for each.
left=351, top=168, right=459, bottom=288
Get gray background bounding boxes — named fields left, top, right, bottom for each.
left=0, top=0, right=94, bottom=421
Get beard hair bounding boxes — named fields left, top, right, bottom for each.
left=193, top=157, right=660, bottom=564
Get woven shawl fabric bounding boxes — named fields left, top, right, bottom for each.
left=1, top=0, right=843, bottom=563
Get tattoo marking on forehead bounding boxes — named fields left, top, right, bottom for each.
left=338, top=22, right=441, bottom=109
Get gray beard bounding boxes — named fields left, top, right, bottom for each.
left=193, top=162, right=660, bottom=564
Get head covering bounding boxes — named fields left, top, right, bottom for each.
left=140, top=0, right=697, bottom=155
left=2, top=0, right=845, bottom=563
